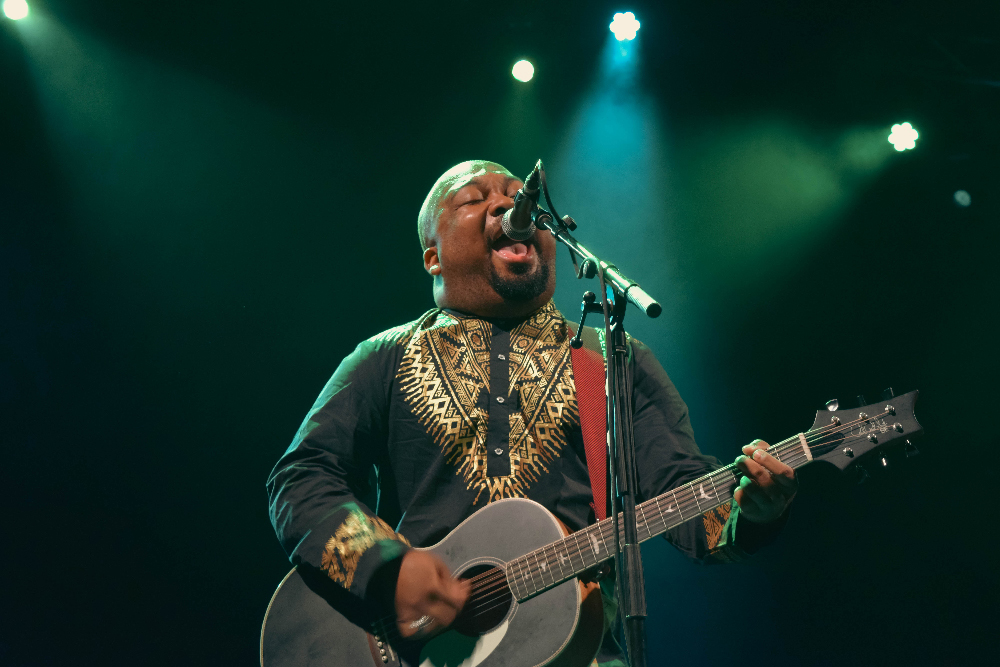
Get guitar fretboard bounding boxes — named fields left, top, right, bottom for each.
left=503, top=435, right=813, bottom=601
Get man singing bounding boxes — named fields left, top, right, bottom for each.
left=267, top=160, right=797, bottom=666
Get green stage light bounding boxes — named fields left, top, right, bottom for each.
left=2, top=0, right=29, bottom=20
left=888, top=122, right=918, bottom=151
left=512, top=60, right=534, bottom=82
left=954, top=190, right=971, bottom=207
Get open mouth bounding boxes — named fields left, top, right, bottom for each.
left=492, top=237, right=535, bottom=263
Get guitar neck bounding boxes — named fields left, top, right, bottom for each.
left=504, top=434, right=813, bottom=601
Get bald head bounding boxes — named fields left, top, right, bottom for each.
left=417, top=159, right=555, bottom=318
left=418, top=160, right=515, bottom=251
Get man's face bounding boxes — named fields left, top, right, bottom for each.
left=423, top=162, right=557, bottom=318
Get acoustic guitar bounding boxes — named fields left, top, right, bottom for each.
left=261, top=391, right=922, bottom=667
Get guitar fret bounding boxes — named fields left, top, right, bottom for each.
left=690, top=482, right=703, bottom=513
left=652, top=496, right=665, bottom=534
left=569, top=532, right=584, bottom=572
left=637, top=504, right=650, bottom=540
left=551, top=542, right=565, bottom=581
left=671, top=488, right=684, bottom=522
left=708, top=473, right=720, bottom=506
left=542, top=544, right=556, bottom=584
left=583, top=530, right=595, bottom=565
left=519, top=556, right=532, bottom=597
left=541, top=547, right=554, bottom=586
left=596, top=524, right=610, bottom=558
left=534, top=548, right=547, bottom=588
left=561, top=540, right=573, bottom=578
left=535, top=547, right=547, bottom=588
left=517, top=560, right=528, bottom=599
left=518, top=554, right=532, bottom=597
left=581, top=526, right=599, bottom=564
left=507, top=558, right=523, bottom=599
left=529, top=551, right=544, bottom=592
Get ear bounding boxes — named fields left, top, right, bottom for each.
left=423, top=246, right=441, bottom=275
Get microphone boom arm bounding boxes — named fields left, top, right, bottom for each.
left=535, top=209, right=662, bottom=318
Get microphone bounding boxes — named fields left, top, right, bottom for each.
left=500, top=161, right=542, bottom=242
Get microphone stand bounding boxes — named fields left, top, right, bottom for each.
left=527, top=166, right=661, bottom=667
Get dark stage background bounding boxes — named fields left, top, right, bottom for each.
left=2, top=1, right=998, bottom=665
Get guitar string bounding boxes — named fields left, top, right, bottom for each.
left=384, top=418, right=855, bottom=617
left=490, top=411, right=878, bottom=594
left=443, top=449, right=812, bottom=621
left=448, top=409, right=879, bottom=596
left=460, top=410, right=884, bottom=601
left=369, top=408, right=898, bottom=633
left=371, top=456, right=796, bottom=632
left=371, top=451, right=801, bottom=635
left=373, top=412, right=881, bottom=630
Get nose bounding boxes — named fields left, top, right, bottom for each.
left=488, top=191, right=516, bottom=219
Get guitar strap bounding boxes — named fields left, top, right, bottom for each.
left=569, top=325, right=610, bottom=521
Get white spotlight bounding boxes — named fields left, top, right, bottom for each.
left=888, top=122, right=918, bottom=151
left=2, top=0, right=29, bottom=20
left=512, top=60, right=534, bottom=83
left=610, top=12, right=640, bottom=41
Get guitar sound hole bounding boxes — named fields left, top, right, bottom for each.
left=451, top=564, right=512, bottom=637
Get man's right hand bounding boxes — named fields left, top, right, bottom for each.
left=394, top=550, right=469, bottom=639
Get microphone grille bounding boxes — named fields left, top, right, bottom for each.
left=500, top=209, right=536, bottom=242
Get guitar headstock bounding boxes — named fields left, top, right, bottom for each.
left=806, top=390, right=922, bottom=471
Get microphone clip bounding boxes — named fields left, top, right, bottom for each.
left=570, top=291, right=603, bottom=349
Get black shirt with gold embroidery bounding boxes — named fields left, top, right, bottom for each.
left=267, top=302, right=759, bottom=618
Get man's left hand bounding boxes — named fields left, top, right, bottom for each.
left=733, top=440, right=798, bottom=524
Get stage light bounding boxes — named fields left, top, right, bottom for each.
left=3, top=0, right=29, bottom=20
left=888, top=122, right=918, bottom=151
left=512, top=59, right=534, bottom=82
left=954, top=190, right=971, bottom=207
left=610, top=12, right=640, bottom=41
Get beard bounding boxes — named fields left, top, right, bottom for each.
left=489, top=259, right=550, bottom=303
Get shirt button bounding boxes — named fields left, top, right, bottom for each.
left=494, top=448, right=504, bottom=455
left=498, top=353, right=506, bottom=360
left=496, top=396, right=504, bottom=403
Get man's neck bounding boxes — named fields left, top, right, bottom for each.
left=443, top=301, right=553, bottom=329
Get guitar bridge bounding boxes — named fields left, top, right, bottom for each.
left=367, top=621, right=400, bottom=667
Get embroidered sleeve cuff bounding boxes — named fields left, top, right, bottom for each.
left=319, top=507, right=411, bottom=599
left=703, top=501, right=749, bottom=564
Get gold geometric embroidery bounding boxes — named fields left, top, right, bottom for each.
left=397, top=303, right=579, bottom=504
left=366, top=321, right=417, bottom=347
left=320, top=508, right=409, bottom=588
left=703, top=501, right=733, bottom=551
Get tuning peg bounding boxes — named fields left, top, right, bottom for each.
left=882, top=387, right=895, bottom=400
left=856, top=394, right=867, bottom=407
left=825, top=399, right=839, bottom=412
left=905, top=439, right=920, bottom=457
left=854, top=466, right=870, bottom=485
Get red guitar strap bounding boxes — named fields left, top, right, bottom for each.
left=569, top=326, right=609, bottom=521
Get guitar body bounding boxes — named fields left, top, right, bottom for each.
left=261, top=498, right=604, bottom=667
